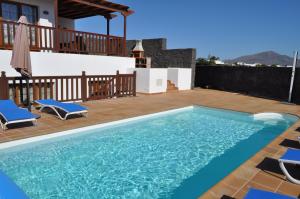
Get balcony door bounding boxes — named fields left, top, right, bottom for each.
left=0, top=1, right=38, bottom=49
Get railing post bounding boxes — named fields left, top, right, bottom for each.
left=54, top=0, right=59, bottom=52
left=133, top=71, right=136, bottom=96
left=0, top=19, right=3, bottom=47
left=116, top=70, right=120, bottom=97
left=106, top=35, right=110, bottom=55
left=81, top=71, right=87, bottom=101
left=54, top=28, right=60, bottom=52
left=0, top=71, right=9, bottom=100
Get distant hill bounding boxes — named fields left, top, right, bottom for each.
left=225, top=51, right=300, bottom=66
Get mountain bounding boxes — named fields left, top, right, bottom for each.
left=225, top=51, right=300, bottom=66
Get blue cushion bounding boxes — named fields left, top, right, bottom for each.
left=244, top=188, right=296, bottom=199
left=280, top=149, right=300, bottom=163
left=0, top=100, right=18, bottom=109
left=0, top=170, right=29, bottom=199
left=36, top=99, right=87, bottom=113
left=0, top=108, right=38, bottom=122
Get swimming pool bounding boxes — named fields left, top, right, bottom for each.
left=0, top=106, right=298, bottom=199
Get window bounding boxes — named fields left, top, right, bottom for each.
left=1, top=2, right=18, bottom=21
left=0, top=1, right=38, bottom=24
left=0, top=1, right=38, bottom=46
left=21, top=4, right=37, bottom=24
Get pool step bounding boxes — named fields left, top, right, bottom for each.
left=167, top=80, right=178, bottom=92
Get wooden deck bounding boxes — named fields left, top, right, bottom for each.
left=0, top=89, right=299, bottom=198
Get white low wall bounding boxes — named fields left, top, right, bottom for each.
left=128, top=68, right=168, bottom=94
left=167, top=68, right=192, bottom=90
left=0, top=50, right=135, bottom=76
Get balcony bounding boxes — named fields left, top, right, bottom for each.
left=0, top=20, right=124, bottom=56
left=0, top=0, right=134, bottom=57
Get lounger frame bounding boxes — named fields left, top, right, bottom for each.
left=39, top=104, right=87, bottom=120
left=279, top=158, right=300, bottom=184
left=0, top=112, right=37, bottom=131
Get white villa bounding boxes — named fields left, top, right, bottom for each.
left=0, top=0, right=191, bottom=100
left=0, top=0, right=135, bottom=76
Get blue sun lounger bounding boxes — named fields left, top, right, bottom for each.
left=0, top=100, right=38, bottom=130
left=35, top=99, right=88, bottom=120
left=0, top=170, right=29, bottom=199
left=279, top=148, right=300, bottom=184
left=244, top=188, right=296, bottom=199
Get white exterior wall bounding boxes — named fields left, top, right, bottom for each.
left=167, top=68, right=192, bottom=90
left=58, top=17, right=75, bottom=29
left=128, top=68, right=168, bottom=94
left=0, top=50, right=135, bottom=76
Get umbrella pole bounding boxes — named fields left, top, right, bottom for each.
left=288, top=51, right=298, bottom=103
left=26, top=78, right=31, bottom=111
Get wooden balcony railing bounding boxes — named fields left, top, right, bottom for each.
left=0, top=20, right=125, bottom=56
left=0, top=71, right=136, bottom=105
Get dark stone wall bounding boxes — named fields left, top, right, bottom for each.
left=127, top=38, right=196, bottom=87
left=292, top=68, right=300, bottom=104
left=195, top=65, right=300, bottom=104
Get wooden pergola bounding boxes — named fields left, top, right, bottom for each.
left=55, top=0, right=134, bottom=55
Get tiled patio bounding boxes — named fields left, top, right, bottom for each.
left=1, top=89, right=300, bottom=198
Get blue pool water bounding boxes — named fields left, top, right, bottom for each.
left=0, top=106, right=298, bottom=199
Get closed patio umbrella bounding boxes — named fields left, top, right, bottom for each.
left=10, top=16, right=32, bottom=111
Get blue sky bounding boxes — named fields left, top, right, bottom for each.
left=75, top=0, right=300, bottom=59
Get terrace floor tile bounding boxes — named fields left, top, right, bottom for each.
left=251, top=172, right=282, bottom=190
left=276, top=181, right=300, bottom=196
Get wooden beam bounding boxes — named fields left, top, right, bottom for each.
left=64, top=11, right=111, bottom=19
left=59, top=2, right=102, bottom=14
left=54, top=0, right=58, bottom=28
left=57, top=0, right=132, bottom=19
left=54, top=0, right=59, bottom=52
left=65, top=0, right=125, bottom=13
left=122, top=13, right=127, bottom=56
left=122, top=10, right=135, bottom=17
left=58, top=1, right=115, bottom=18
left=104, top=14, right=117, bottom=20
left=60, top=9, right=112, bottom=19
